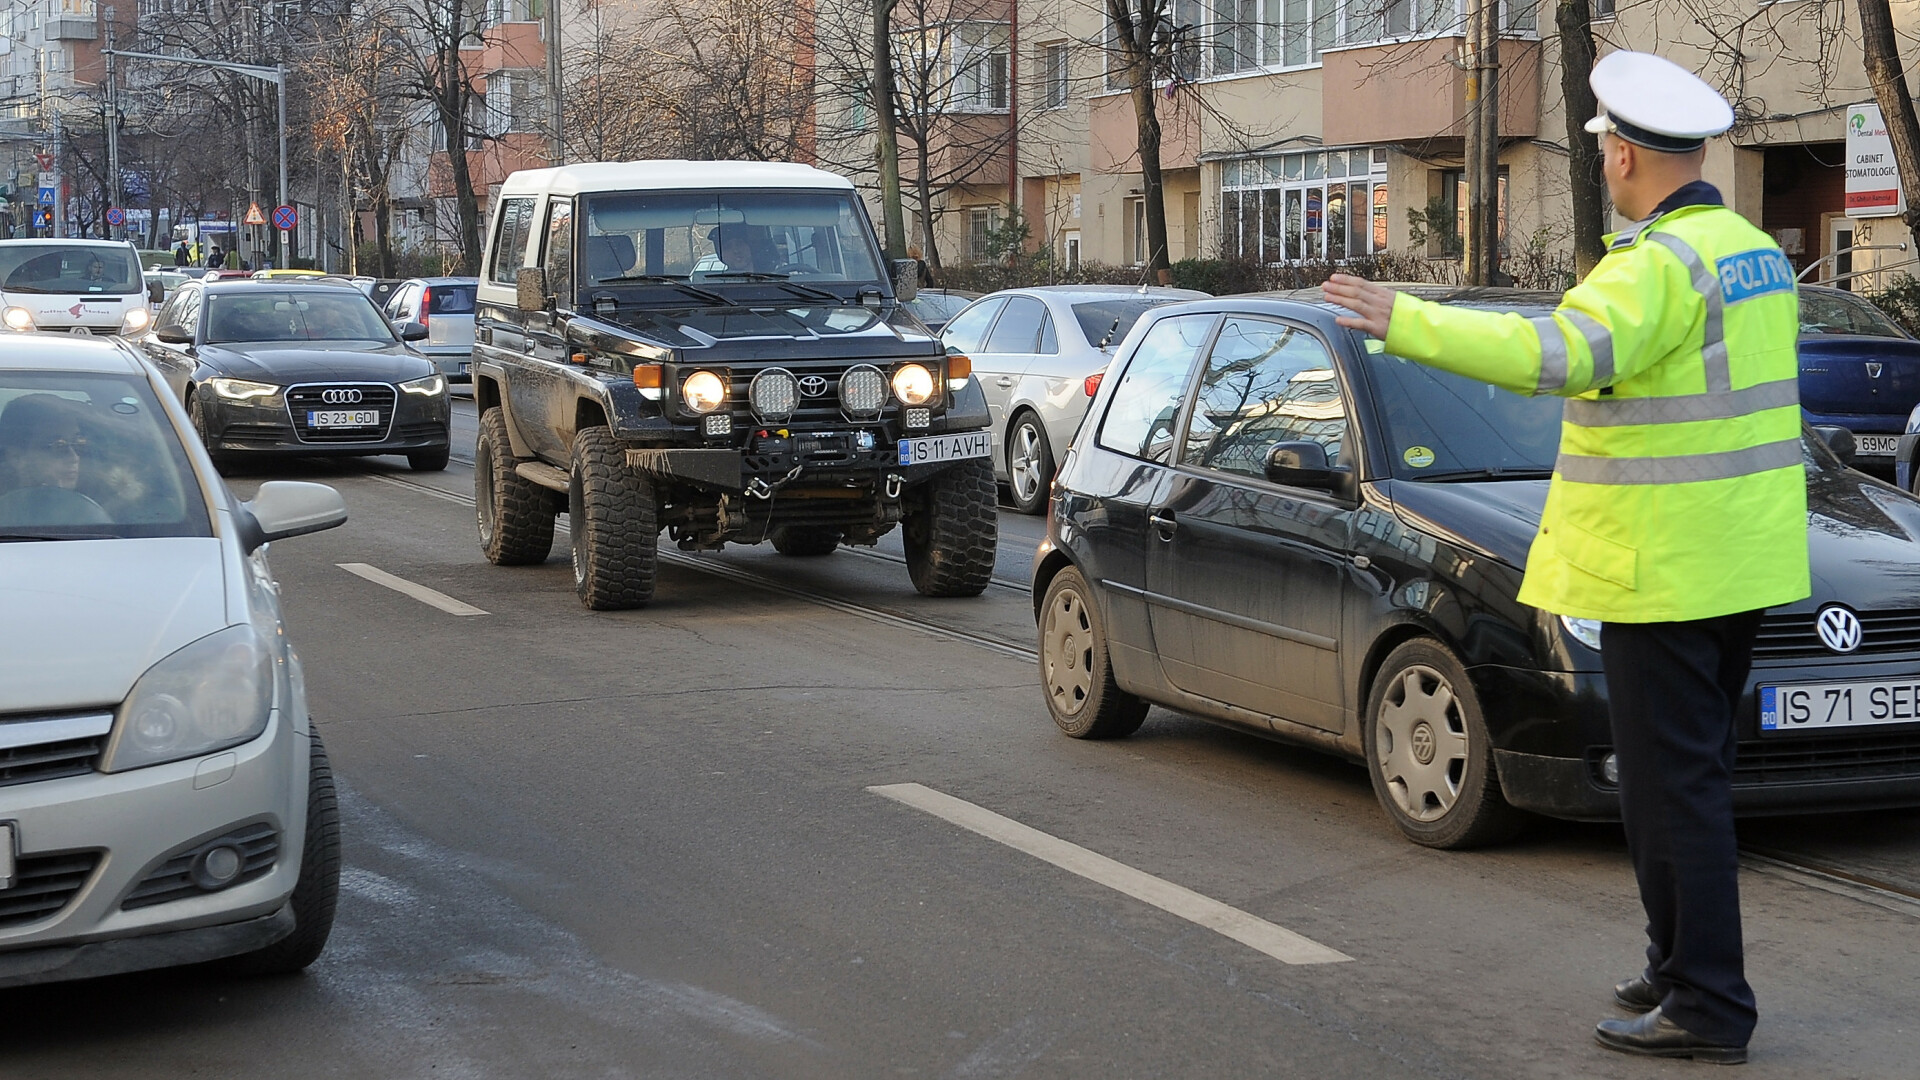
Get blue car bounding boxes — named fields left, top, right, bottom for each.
left=1795, top=286, right=1920, bottom=478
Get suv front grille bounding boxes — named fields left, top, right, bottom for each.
left=0, top=851, right=101, bottom=928
left=0, top=711, right=111, bottom=788
left=1735, top=730, right=1920, bottom=784
left=121, top=823, right=280, bottom=910
left=285, top=384, right=397, bottom=443
left=1753, top=609, right=1920, bottom=660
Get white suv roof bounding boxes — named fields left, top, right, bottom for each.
left=497, top=161, right=856, bottom=199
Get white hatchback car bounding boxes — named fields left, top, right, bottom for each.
left=940, top=285, right=1208, bottom=513
left=0, top=333, right=346, bottom=987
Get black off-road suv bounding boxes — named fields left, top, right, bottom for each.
left=469, top=161, right=998, bottom=609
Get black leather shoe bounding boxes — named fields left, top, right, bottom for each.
left=1595, top=1007, right=1748, bottom=1064
left=1614, top=974, right=1662, bottom=1013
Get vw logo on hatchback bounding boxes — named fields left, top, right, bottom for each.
left=1816, top=604, right=1863, bottom=654
left=320, top=388, right=364, bottom=405
left=797, top=375, right=830, bottom=398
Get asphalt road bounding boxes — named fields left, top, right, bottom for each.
left=8, top=397, right=1920, bottom=1079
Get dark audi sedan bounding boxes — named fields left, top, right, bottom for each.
left=1032, top=289, right=1920, bottom=849
left=139, top=280, right=452, bottom=471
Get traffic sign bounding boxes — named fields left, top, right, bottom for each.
left=105, top=206, right=125, bottom=227
left=37, top=187, right=54, bottom=206
left=33, top=208, right=50, bottom=227
left=272, top=204, right=297, bottom=231
left=243, top=202, right=267, bottom=226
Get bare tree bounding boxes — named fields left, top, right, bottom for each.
left=1105, top=0, right=1175, bottom=282
left=1856, top=0, right=1920, bottom=234
left=1556, top=0, right=1604, bottom=274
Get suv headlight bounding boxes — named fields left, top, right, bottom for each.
left=891, top=363, right=935, bottom=406
left=682, top=370, right=727, bottom=414
left=207, top=377, right=279, bottom=401
left=1559, top=615, right=1603, bottom=651
left=400, top=373, right=447, bottom=397
left=101, top=624, right=275, bottom=772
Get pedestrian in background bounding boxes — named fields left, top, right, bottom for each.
left=206, top=245, right=225, bottom=270
left=173, top=239, right=189, bottom=267
left=1324, top=50, right=1809, bottom=1065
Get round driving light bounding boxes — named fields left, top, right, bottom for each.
left=681, top=370, right=727, bottom=415
left=1601, top=752, right=1620, bottom=786
left=840, top=364, right=886, bottom=419
left=749, top=368, right=799, bottom=422
left=193, top=845, right=244, bottom=890
left=3, top=306, right=34, bottom=332
left=891, top=363, right=935, bottom=406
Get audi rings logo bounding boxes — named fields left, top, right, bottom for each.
left=319, top=388, right=364, bottom=405
left=797, top=375, right=830, bottom=398
left=1816, top=605, right=1863, bottom=654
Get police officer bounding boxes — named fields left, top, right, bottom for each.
left=1325, top=51, right=1809, bottom=1065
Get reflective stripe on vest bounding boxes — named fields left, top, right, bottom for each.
left=1532, top=316, right=1570, bottom=393
left=1555, top=437, right=1802, bottom=485
left=1645, top=233, right=1731, bottom=392
left=1559, top=309, right=1615, bottom=386
left=1563, top=377, right=1799, bottom=427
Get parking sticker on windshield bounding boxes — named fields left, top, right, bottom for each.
left=1404, top=445, right=1435, bottom=468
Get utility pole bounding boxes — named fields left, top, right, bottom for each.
left=545, top=0, right=563, bottom=163
left=104, top=11, right=119, bottom=240
left=1461, top=0, right=1501, bottom=285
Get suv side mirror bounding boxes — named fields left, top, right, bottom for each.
left=1813, top=424, right=1856, bottom=467
left=1265, top=440, right=1336, bottom=489
left=235, top=481, right=348, bottom=553
left=397, top=320, right=429, bottom=341
left=147, top=280, right=165, bottom=304
left=890, top=258, right=920, bottom=303
left=517, top=266, right=550, bottom=311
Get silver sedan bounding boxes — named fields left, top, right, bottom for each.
left=940, top=285, right=1207, bottom=513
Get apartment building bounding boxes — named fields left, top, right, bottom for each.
left=824, top=0, right=1918, bottom=286
left=0, top=0, right=125, bottom=236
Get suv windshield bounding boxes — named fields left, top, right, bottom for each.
left=0, top=243, right=143, bottom=295
left=206, top=290, right=397, bottom=344
left=0, top=370, right=211, bottom=538
left=1800, top=289, right=1908, bottom=338
left=1361, top=330, right=1562, bottom=481
left=580, top=190, right=883, bottom=292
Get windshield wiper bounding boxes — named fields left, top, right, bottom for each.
left=593, top=276, right=735, bottom=306
left=696, top=272, right=846, bottom=305
left=1414, top=467, right=1555, bottom=483
left=774, top=281, right=845, bottom=304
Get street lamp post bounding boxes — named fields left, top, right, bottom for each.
left=99, top=48, right=288, bottom=262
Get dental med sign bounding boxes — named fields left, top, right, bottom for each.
left=1847, top=102, right=1906, bottom=218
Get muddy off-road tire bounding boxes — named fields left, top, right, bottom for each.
left=770, top=526, right=842, bottom=556
left=569, top=425, right=658, bottom=610
left=902, top=458, right=997, bottom=597
left=475, top=407, right=556, bottom=565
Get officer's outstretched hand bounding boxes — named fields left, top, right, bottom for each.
left=1324, top=273, right=1395, bottom=339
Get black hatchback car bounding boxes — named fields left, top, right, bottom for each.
left=1032, top=288, right=1920, bottom=849
left=139, top=280, right=453, bottom=471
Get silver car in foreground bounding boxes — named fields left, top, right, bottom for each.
left=940, top=285, right=1208, bottom=513
left=0, top=333, right=346, bottom=986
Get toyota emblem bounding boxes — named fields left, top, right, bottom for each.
left=320, top=388, right=364, bottom=405
left=1815, top=605, right=1863, bottom=654
left=797, top=375, right=829, bottom=398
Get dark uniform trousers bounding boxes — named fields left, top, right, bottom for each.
left=1600, top=609, right=1764, bottom=1048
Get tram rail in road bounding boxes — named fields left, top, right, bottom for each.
left=361, top=468, right=1920, bottom=923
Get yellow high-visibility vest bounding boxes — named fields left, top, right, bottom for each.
left=1382, top=201, right=1810, bottom=622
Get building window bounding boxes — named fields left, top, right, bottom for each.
left=1043, top=42, right=1069, bottom=108
left=1129, top=198, right=1148, bottom=265
left=493, top=70, right=547, bottom=133
left=967, top=206, right=1000, bottom=262
left=1220, top=147, right=1389, bottom=262
left=951, top=23, right=1010, bottom=112
left=1064, top=230, right=1081, bottom=269
left=1105, top=2, right=1203, bottom=90
left=1591, top=0, right=1614, bottom=16
left=1438, top=167, right=1510, bottom=254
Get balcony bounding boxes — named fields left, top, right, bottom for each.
left=46, top=13, right=97, bottom=39
left=902, top=113, right=1011, bottom=188
left=1321, top=36, right=1539, bottom=146
left=1088, top=90, right=1201, bottom=175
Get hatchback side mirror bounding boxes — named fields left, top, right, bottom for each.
left=397, top=320, right=429, bottom=341
left=890, top=258, right=920, bottom=303
left=154, top=325, right=192, bottom=344
left=1265, top=440, right=1336, bottom=489
left=517, top=266, right=550, bottom=311
left=235, top=481, right=348, bottom=553
left=1812, top=424, right=1856, bottom=467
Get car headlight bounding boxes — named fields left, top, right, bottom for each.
left=681, top=370, right=727, bottom=414
left=400, top=373, right=447, bottom=397
left=1560, top=615, right=1603, bottom=651
left=3, top=306, right=35, bottom=332
left=101, top=624, right=275, bottom=772
left=207, top=376, right=279, bottom=401
left=891, top=363, right=936, bottom=406
left=120, top=306, right=152, bottom=334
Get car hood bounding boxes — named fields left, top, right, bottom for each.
left=0, top=537, right=230, bottom=713
left=197, top=341, right=435, bottom=382
left=573, top=304, right=940, bottom=362
left=1385, top=465, right=1920, bottom=609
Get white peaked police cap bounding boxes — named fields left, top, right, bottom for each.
left=1581, top=51, right=1734, bottom=152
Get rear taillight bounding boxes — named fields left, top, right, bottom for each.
left=419, top=287, right=431, bottom=327
left=1084, top=372, right=1105, bottom=397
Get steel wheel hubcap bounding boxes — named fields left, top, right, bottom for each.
left=1010, top=423, right=1044, bottom=502
left=1043, top=584, right=1095, bottom=716
left=1376, top=664, right=1469, bottom=821
left=475, top=452, right=496, bottom=542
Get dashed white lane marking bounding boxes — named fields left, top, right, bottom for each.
left=338, top=562, right=490, bottom=616
left=870, top=782, right=1352, bottom=966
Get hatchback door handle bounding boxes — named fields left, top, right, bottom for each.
left=996, top=376, right=1015, bottom=387
left=1149, top=509, right=1177, bottom=540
